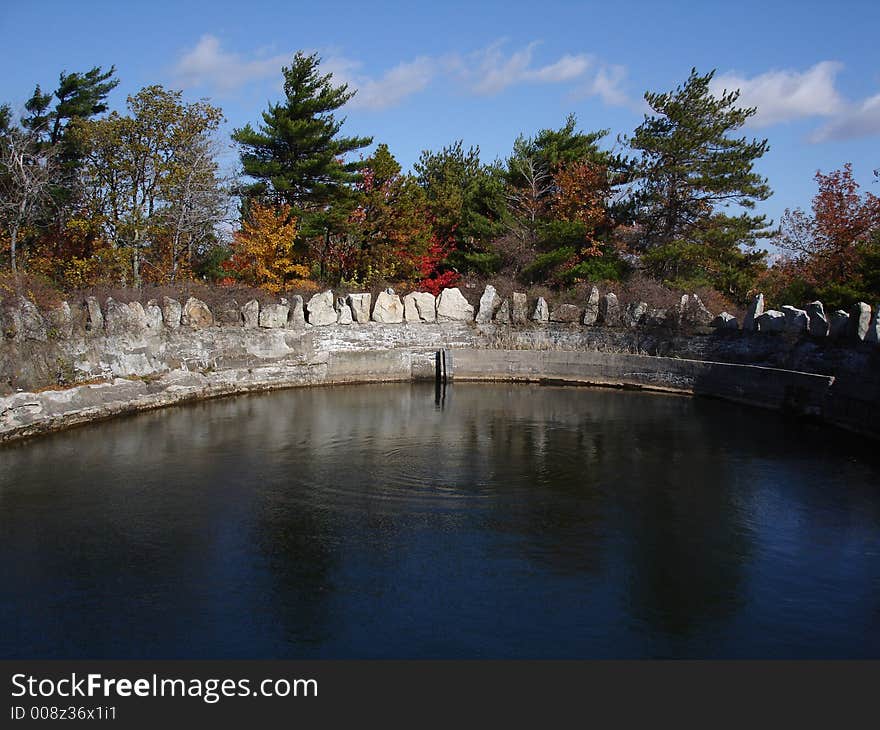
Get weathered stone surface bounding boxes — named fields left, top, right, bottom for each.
left=46, top=301, right=73, bottom=339
left=86, top=296, right=104, bottom=332
left=511, top=292, right=528, bottom=324
left=307, top=290, right=337, bottom=326
left=476, top=285, right=501, bottom=323
left=550, top=303, right=582, bottom=323
left=623, top=302, right=648, bottom=328
left=782, top=305, right=808, bottom=334
left=336, top=298, right=353, bottom=325
left=599, top=293, right=620, bottom=326
left=436, top=288, right=474, bottom=322
left=145, top=300, right=163, bottom=329
left=241, top=299, right=260, bottom=328
left=532, top=297, right=549, bottom=322
left=583, top=286, right=600, bottom=325
left=14, top=298, right=48, bottom=342
left=288, top=295, right=306, bottom=328
left=181, top=297, right=214, bottom=328
left=402, top=293, right=421, bottom=323
left=711, top=312, right=739, bottom=330
left=105, top=298, right=146, bottom=335
left=411, top=292, right=436, bottom=322
left=866, top=306, right=880, bottom=344
left=829, top=310, right=849, bottom=339
left=849, top=302, right=871, bottom=340
left=162, top=297, right=182, bottom=329
left=644, top=308, right=668, bottom=327
left=494, top=299, right=510, bottom=324
left=372, top=289, right=404, bottom=324
left=347, top=293, right=371, bottom=323
left=215, top=298, right=242, bottom=326
left=260, top=302, right=289, bottom=328
left=806, top=301, right=829, bottom=337
left=756, top=310, right=785, bottom=333
left=686, top=294, right=713, bottom=326
left=743, top=293, right=764, bottom=332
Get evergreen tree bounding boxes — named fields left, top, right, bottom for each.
left=232, top=51, right=372, bottom=228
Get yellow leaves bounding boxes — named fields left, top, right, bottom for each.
left=229, top=202, right=304, bottom=293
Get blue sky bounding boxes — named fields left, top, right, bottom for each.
left=1, top=0, right=878, bottom=243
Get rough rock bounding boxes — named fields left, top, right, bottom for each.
left=402, top=293, right=420, bottom=323
left=86, top=296, right=104, bottom=332
left=181, top=297, right=213, bottom=328
left=215, top=299, right=242, bottom=326
left=411, top=292, right=436, bottom=322
left=347, top=293, right=372, bottom=324
left=241, top=299, right=260, bottom=328
left=46, top=301, right=73, bottom=339
left=866, top=306, right=880, bottom=344
left=781, top=305, right=808, bottom=334
left=849, top=302, right=871, bottom=340
left=644, top=308, right=668, bottom=327
left=436, top=288, right=474, bottom=322
left=550, top=303, right=582, bottom=323
left=599, top=293, right=620, bottom=326
left=686, top=294, right=713, bottom=326
left=307, top=290, right=337, bottom=326
left=476, top=285, right=501, bottom=323
left=288, top=295, right=306, bottom=328
left=582, top=287, right=600, bottom=325
left=532, top=297, right=549, bottom=323
left=743, top=293, right=764, bottom=332
left=259, top=302, right=289, bottom=329
left=162, top=297, right=182, bottom=329
left=806, top=301, right=829, bottom=337
left=372, top=288, right=404, bottom=324
left=336, top=298, right=353, bottom=325
left=105, top=298, right=145, bottom=335
left=511, top=293, right=529, bottom=324
left=711, top=312, right=739, bottom=330
left=756, top=310, right=785, bottom=333
left=829, top=310, right=849, bottom=339
left=623, top=301, right=648, bottom=328
left=145, top=300, right=163, bottom=329
left=494, top=299, right=510, bottom=324
left=14, top=298, right=48, bottom=342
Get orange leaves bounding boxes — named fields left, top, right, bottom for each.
left=551, top=161, right=611, bottom=255
left=227, top=202, right=303, bottom=293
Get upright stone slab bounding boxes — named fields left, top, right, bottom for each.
left=162, top=297, right=182, bottom=329
left=411, top=292, right=436, bottom=322
left=494, top=299, right=510, bottom=323
left=288, top=295, right=306, bottom=328
left=829, top=310, right=849, bottom=339
left=806, top=301, right=829, bottom=337
left=531, top=297, right=549, bottom=323
left=743, top=293, right=764, bottom=332
left=182, top=297, right=214, bottom=328
left=687, top=294, right=713, bottom=326
left=336, top=298, right=354, bottom=325
left=582, top=287, right=600, bottom=325
left=47, top=301, right=74, bottom=338
left=756, top=310, right=785, bottom=333
left=781, top=305, right=808, bottom=334
left=14, top=298, right=47, bottom=342
left=711, top=312, right=739, bottom=330
left=307, top=290, right=337, bottom=326
left=347, top=293, right=371, bottom=323
left=259, top=302, right=289, bottom=328
left=624, top=301, right=647, bottom=328
left=241, top=299, right=260, bottom=328
left=372, top=288, right=404, bottom=323
left=402, top=293, right=421, bottom=323
left=849, top=302, right=871, bottom=340
left=511, top=293, right=528, bottom=324
left=599, top=293, right=620, bottom=326
left=105, top=298, right=146, bottom=335
left=85, top=296, right=104, bottom=332
left=476, top=285, right=501, bottom=323
left=436, top=288, right=474, bottom=322
left=866, top=306, right=880, bottom=344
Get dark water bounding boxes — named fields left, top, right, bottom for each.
left=1, top=382, right=879, bottom=659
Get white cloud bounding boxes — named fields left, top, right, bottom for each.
left=811, top=92, right=880, bottom=142
left=581, top=64, right=631, bottom=107
left=323, top=56, right=436, bottom=111
left=710, top=61, right=844, bottom=127
left=460, top=41, right=593, bottom=95
left=173, top=35, right=288, bottom=92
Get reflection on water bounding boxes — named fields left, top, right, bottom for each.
left=1, top=383, right=878, bottom=658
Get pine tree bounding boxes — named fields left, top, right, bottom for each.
left=232, top=51, right=372, bottom=225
